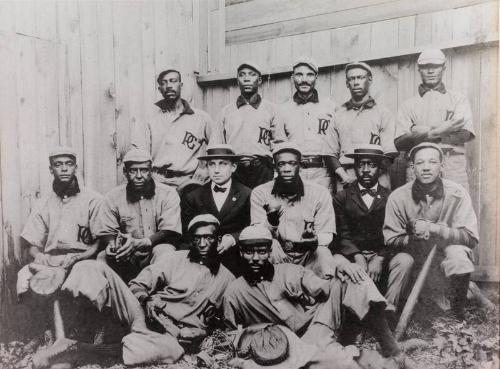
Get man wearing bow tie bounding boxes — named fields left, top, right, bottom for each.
left=181, top=144, right=251, bottom=275
left=333, top=144, right=414, bottom=312
left=395, top=49, right=475, bottom=191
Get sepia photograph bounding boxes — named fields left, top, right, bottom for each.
left=0, top=1, right=498, bottom=368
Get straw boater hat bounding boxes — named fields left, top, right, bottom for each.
left=344, top=144, right=393, bottom=161
left=198, top=144, right=241, bottom=161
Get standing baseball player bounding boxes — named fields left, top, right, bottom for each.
left=132, top=68, right=213, bottom=191
left=211, top=61, right=286, bottom=188
left=222, top=225, right=417, bottom=369
left=279, top=57, right=347, bottom=195
left=17, top=147, right=101, bottom=349
left=384, top=143, right=478, bottom=319
left=335, top=61, right=398, bottom=190
left=96, top=148, right=182, bottom=282
left=333, top=144, right=413, bottom=313
left=181, top=144, right=251, bottom=276
left=395, top=49, right=475, bottom=191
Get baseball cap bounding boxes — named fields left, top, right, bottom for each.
left=239, top=225, right=273, bottom=247
left=237, top=61, right=262, bottom=76
left=408, top=142, right=444, bottom=161
left=272, top=142, right=302, bottom=159
left=292, top=56, right=318, bottom=74
left=345, top=61, right=372, bottom=76
left=49, top=147, right=77, bottom=161
left=123, top=148, right=152, bottom=164
left=417, top=49, right=446, bottom=65
left=188, top=214, right=220, bottom=233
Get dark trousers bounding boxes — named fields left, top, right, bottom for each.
left=234, top=156, right=274, bottom=189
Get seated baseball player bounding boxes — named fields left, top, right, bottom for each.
left=34, top=214, right=236, bottom=368
left=250, top=142, right=340, bottom=279
left=333, top=144, right=414, bottom=311
left=17, top=147, right=101, bottom=347
left=384, top=142, right=478, bottom=320
left=223, top=225, right=418, bottom=369
left=96, top=148, right=182, bottom=282
left=181, top=144, right=251, bottom=276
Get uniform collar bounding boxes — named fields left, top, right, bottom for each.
left=155, top=98, right=195, bottom=115
left=293, top=89, right=319, bottom=105
left=241, top=262, right=275, bottom=286
left=53, top=177, right=80, bottom=199
left=236, top=93, right=262, bottom=109
left=343, top=96, right=376, bottom=111
left=411, top=177, right=444, bottom=203
left=418, top=83, right=446, bottom=97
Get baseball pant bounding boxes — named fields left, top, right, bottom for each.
left=300, top=167, right=335, bottom=197
left=62, top=260, right=184, bottom=365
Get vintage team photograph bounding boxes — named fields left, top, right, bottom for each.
left=0, top=1, right=498, bottom=369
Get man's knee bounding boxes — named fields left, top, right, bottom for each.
left=151, top=244, right=176, bottom=262
left=441, top=244, right=474, bottom=277
left=389, top=252, right=414, bottom=272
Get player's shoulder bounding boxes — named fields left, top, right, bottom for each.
left=191, top=106, right=212, bottom=120
left=79, top=186, right=102, bottom=201
left=388, top=182, right=413, bottom=201
left=226, top=276, right=249, bottom=295
left=104, top=184, right=127, bottom=201
left=442, top=179, right=468, bottom=199
left=155, top=181, right=180, bottom=197
left=304, top=181, right=330, bottom=196
left=252, top=180, right=274, bottom=195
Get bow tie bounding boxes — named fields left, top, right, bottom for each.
left=360, top=188, right=377, bottom=197
left=213, top=185, right=227, bottom=193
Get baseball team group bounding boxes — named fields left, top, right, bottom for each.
left=17, top=48, right=479, bottom=369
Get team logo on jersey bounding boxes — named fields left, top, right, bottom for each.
left=369, top=132, right=381, bottom=145
left=182, top=131, right=204, bottom=150
left=317, top=119, right=330, bottom=135
left=258, top=127, right=271, bottom=146
left=77, top=224, right=93, bottom=245
left=303, top=220, right=315, bottom=234
left=445, top=110, right=455, bottom=121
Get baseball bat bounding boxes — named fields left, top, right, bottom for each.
left=395, top=244, right=437, bottom=341
left=53, top=299, right=65, bottom=340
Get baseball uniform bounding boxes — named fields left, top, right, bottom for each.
left=395, top=86, right=475, bottom=190
left=335, top=98, right=397, bottom=190
left=17, top=185, right=101, bottom=295
left=132, top=99, right=213, bottom=188
left=211, top=94, right=286, bottom=188
left=279, top=91, right=339, bottom=194
left=223, top=263, right=386, bottom=339
left=251, top=180, right=337, bottom=278
left=129, top=250, right=235, bottom=333
left=95, top=180, right=181, bottom=281
left=383, top=178, right=478, bottom=301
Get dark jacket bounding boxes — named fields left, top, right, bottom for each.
left=332, top=182, right=391, bottom=258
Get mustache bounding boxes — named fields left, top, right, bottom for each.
left=298, top=82, right=312, bottom=86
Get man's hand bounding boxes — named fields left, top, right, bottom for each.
left=353, top=253, right=368, bottom=272
left=144, top=294, right=167, bottom=322
left=61, top=254, right=80, bottom=270
left=368, top=256, right=384, bottom=283
left=429, top=117, right=465, bottom=138
left=337, top=261, right=368, bottom=284
left=413, top=219, right=430, bottom=240
left=264, top=202, right=282, bottom=227
left=217, top=234, right=236, bottom=254
left=115, top=234, right=152, bottom=261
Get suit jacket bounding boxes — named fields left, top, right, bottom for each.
left=332, top=181, right=390, bottom=258
left=181, top=179, right=252, bottom=242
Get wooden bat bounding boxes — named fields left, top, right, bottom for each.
left=395, top=244, right=437, bottom=341
left=53, top=299, right=66, bottom=340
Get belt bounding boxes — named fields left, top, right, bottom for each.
left=441, top=148, right=465, bottom=156
left=300, top=156, right=325, bottom=169
left=238, top=155, right=271, bottom=168
left=153, top=166, right=187, bottom=178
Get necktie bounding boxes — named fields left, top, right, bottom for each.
left=214, top=185, right=226, bottom=193
left=360, top=188, right=377, bottom=197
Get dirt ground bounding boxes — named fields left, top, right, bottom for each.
left=2, top=283, right=498, bottom=369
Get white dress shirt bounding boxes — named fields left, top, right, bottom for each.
left=212, top=179, right=232, bottom=211
left=359, top=183, right=378, bottom=209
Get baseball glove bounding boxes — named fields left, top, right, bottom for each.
left=29, top=266, right=67, bottom=296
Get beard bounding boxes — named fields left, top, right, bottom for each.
left=271, top=175, right=304, bottom=199
left=126, top=177, right=155, bottom=202
left=53, top=176, right=80, bottom=198
left=188, top=242, right=221, bottom=275
left=240, top=260, right=274, bottom=285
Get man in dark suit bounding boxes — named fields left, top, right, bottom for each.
left=332, top=144, right=414, bottom=312
left=181, top=144, right=251, bottom=276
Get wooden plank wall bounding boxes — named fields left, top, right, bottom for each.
left=200, top=0, right=499, bottom=281
left=0, top=0, right=202, bottom=339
